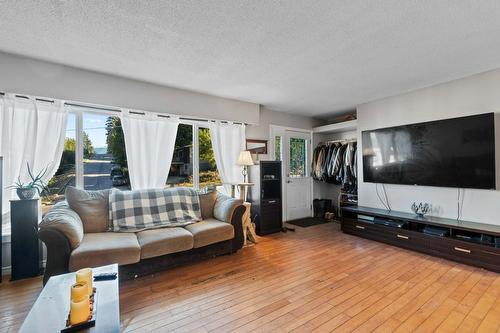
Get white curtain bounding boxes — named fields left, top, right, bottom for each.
left=208, top=121, right=246, bottom=195
left=0, top=94, right=67, bottom=218
left=121, top=111, right=179, bottom=190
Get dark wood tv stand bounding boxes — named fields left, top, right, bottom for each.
left=341, top=206, right=500, bottom=273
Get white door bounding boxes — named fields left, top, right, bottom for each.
left=284, top=131, right=312, bottom=221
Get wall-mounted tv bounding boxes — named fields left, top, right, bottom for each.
left=362, top=113, right=496, bottom=189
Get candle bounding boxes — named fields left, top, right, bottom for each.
left=71, top=282, right=88, bottom=302
left=70, top=295, right=90, bottom=325
left=75, top=268, right=93, bottom=296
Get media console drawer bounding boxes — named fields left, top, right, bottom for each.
left=342, top=219, right=429, bottom=250
left=429, top=238, right=500, bottom=269
left=341, top=206, right=500, bottom=273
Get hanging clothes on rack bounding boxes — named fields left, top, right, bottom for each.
left=342, top=142, right=357, bottom=192
left=312, top=139, right=358, bottom=192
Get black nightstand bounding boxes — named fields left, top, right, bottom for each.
left=10, top=199, right=42, bottom=280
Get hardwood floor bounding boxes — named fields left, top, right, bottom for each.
left=1, top=223, right=500, bottom=332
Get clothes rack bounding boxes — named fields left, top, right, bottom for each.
left=320, top=138, right=357, bottom=145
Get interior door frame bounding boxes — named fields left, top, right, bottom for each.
left=269, top=125, right=313, bottom=222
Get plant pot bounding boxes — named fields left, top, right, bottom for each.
left=16, top=187, right=36, bottom=200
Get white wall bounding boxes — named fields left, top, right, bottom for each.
left=0, top=51, right=260, bottom=124
left=246, top=106, right=323, bottom=161
left=246, top=106, right=322, bottom=140
left=357, top=68, right=500, bottom=225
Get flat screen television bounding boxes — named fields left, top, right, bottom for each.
left=362, top=113, right=496, bottom=189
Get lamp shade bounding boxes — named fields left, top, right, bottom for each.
left=237, top=151, right=254, bottom=166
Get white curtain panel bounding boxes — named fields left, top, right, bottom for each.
left=122, top=111, right=179, bottom=190
left=208, top=121, right=246, bottom=195
left=0, top=94, right=67, bottom=216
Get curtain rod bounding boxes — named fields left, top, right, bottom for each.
left=121, top=112, right=245, bottom=124
left=2, top=92, right=247, bottom=125
left=65, top=102, right=121, bottom=113
left=0, top=92, right=55, bottom=103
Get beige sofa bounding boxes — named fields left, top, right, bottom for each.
left=39, top=187, right=245, bottom=284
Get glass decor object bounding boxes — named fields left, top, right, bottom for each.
left=411, top=202, right=430, bottom=217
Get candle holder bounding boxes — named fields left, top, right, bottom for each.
left=75, top=268, right=93, bottom=296
left=62, top=287, right=97, bottom=332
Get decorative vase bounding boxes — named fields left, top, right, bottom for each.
left=16, top=187, right=36, bottom=200
left=411, top=202, right=430, bottom=217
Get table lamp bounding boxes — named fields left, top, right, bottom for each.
left=237, top=151, right=254, bottom=183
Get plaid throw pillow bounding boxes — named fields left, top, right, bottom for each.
left=109, top=187, right=202, bottom=232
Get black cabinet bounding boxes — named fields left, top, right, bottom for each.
left=10, top=199, right=42, bottom=280
left=248, top=161, right=283, bottom=235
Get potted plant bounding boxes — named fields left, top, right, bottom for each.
left=9, top=163, right=49, bottom=200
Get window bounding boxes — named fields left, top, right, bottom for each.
left=45, top=109, right=221, bottom=205
left=44, top=112, right=129, bottom=210
left=167, top=124, right=221, bottom=191
left=167, top=124, right=193, bottom=187
left=42, top=113, right=77, bottom=210
left=198, top=127, right=221, bottom=191
left=83, top=113, right=129, bottom=191
left=289, top=137, right=307, bottom=177
left=274, top=135, right=282, bottom=161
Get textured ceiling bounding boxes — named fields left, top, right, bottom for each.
left=1, top=1, right=500, bottom=118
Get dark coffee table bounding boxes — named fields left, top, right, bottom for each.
left=20, top=264, right=120, bottom=332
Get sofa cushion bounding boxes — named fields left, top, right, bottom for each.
left=66, top=186, right=110, bottom=233
left=69, top=232, right=140, bottom=271
left=185, top=219, right=234, bottom=248
left=213, top=193, right=243, bottom=223
left=199, top=191, right=217, bottom=220
left=137, top=227, right=194, bottom=259
left=39, top=202, right=84, bottom=250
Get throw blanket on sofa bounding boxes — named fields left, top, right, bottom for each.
left=110, top=187, right=202, bottom=232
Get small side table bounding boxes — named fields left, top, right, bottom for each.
left=242, top=202, right=258, bottom=245
left=10, top=199, right=42, bottom=280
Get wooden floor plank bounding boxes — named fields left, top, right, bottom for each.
left=1, top=223, right=499, bottom=333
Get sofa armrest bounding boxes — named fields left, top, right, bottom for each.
left=38, top=228, right=72, bottom=285
left=213, top=193, right=243, bottom=223
left=229, top=205, right=245, bottom=252
left=39, top=202, right=84, bottom=249
left=38, top=202, right=83, bottom=285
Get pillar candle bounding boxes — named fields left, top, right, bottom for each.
left=71, top=282, right=88, bottom=302
left=70, top=295, right=90, bottom=325
left=75, top=268, right=93, bottom=296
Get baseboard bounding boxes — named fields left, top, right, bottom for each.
left=1, top=265, right=11, bottom=277
left=1, top=260, right=46, bottom=279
